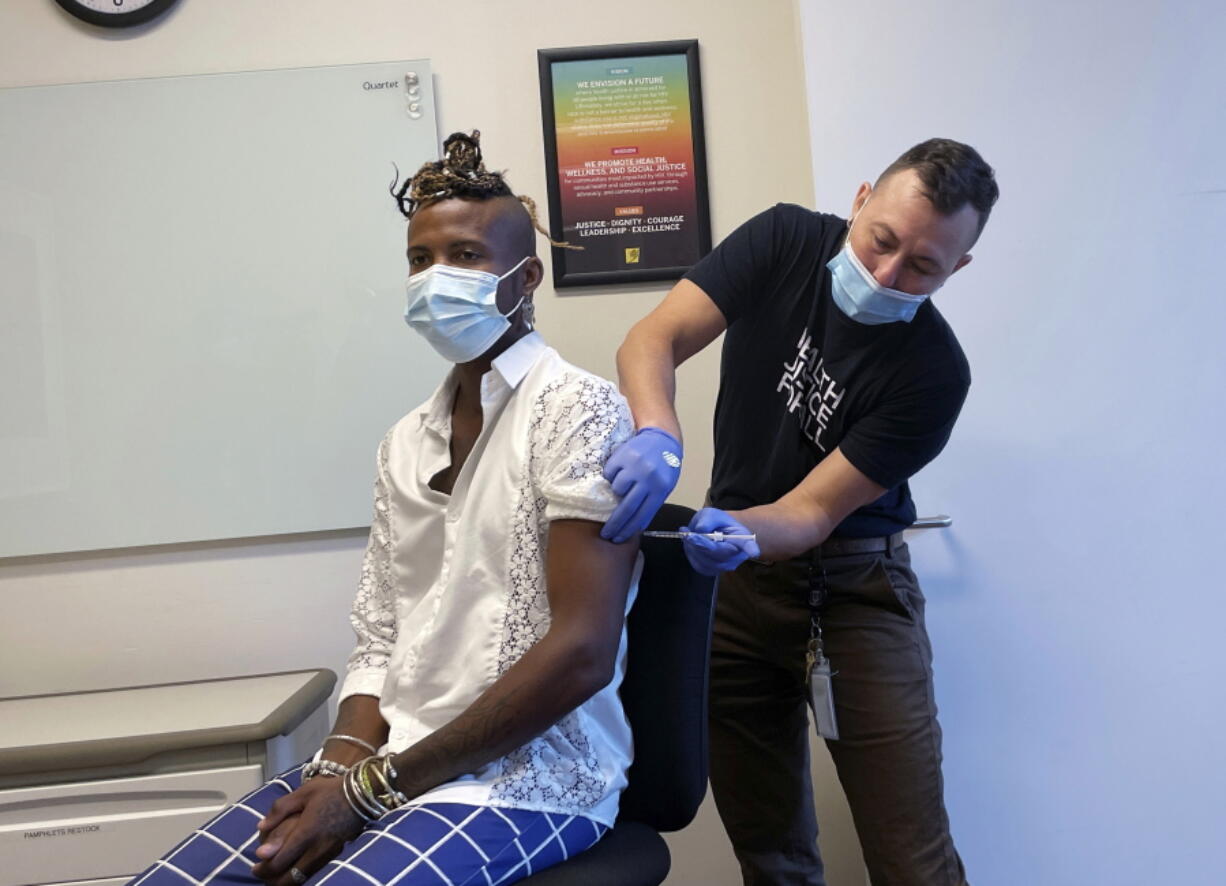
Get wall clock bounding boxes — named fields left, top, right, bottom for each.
left=54, top=0, right=180, bottom=28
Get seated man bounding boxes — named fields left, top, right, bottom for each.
left=129, top=131, right=642, bottom=886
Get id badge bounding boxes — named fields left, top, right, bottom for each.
left=807, top=655, right=840, bottom=740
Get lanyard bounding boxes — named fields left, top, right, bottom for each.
left=804, top=545, right=840, bottom=739
left=805, top=546, right=827, bottom=670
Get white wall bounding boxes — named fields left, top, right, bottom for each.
left=0, top=1, right=829, bottom=883
left=798, top=1, right=1226, bottom=883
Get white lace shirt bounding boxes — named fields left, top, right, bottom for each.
left=339, top=332, right=641, bottom=826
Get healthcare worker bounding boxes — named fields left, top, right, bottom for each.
left=601, top=139, right=998, bottom=885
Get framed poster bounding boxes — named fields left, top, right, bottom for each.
left=538, top=40, right=711, bottom=287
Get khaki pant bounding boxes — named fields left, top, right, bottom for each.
left=708, top=543, right=968, bottom=886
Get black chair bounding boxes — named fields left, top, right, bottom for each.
left=520, top=503, right=717, bottom=886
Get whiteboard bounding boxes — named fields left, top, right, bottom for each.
left=0, top=61, right=446, bottom=557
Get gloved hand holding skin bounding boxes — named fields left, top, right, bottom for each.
left=681, top=507, right=761, bottom=576
left=601, top=427, right=684, bottom=543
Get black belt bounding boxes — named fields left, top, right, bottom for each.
left=816, top=531, right=906, bottom=558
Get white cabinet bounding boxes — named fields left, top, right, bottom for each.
left=0, top=670, right=335, bottom=886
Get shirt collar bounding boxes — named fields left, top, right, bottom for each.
left=418, top=332, right=547, bottom=436
left=489, top=331, right=547, bottom=391
left=420, top=369, right=459, bottom=437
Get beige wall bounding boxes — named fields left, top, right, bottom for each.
left=0, top=1, right=852, bottom=882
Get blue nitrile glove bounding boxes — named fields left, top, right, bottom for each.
left=601, top=427, right=684, bottom=543
left=681, top=507, right=761, bottom=576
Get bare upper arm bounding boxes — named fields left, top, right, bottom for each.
left=627, top=278, right=728, bottom=367
left=544, top=520, right=639, bottom=659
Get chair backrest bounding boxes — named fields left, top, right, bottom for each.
left=616, top=503, right=717, bottom=833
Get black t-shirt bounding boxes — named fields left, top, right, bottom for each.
left=686, top=203, right=971, bottom=538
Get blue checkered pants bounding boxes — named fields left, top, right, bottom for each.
left=127, top=764, right=607, bottom=886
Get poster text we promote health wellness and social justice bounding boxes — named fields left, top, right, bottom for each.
left=541, top=44, right=710, bottom=285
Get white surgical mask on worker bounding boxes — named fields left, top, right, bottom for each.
left=827, top=207, right=932, bottom=325
left=404, top=257, right=532, bottom=363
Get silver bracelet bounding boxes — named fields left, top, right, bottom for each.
left=379, top=755, right=408, bottom=806
left=367, top=756, right=407, bottom=807
left=340, top=755, right=408, bottom=821
left=324, top=733, right=378, bottom=755
left=302, top=759, right=349, bottom=781
left=342, top=761, right=385, bottom=820
left=340, top=767, right=375, bottom=821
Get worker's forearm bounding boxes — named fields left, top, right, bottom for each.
left=389, top=631, right=611, bottom=801
left=616, top=325, right=683, bottom=442
left=321, top=694, right=389, bottom=767
left=733, top=495, right=836, bottom=563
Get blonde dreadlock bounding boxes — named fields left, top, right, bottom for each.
left=391, top=130, right=579, bottom=250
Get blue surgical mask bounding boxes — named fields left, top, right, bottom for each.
left=404, top=257, right=531, bottom=363
left=828, top=211, right=931, bottom=325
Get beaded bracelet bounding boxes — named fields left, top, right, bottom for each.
left=302, top=759, right=350, bottom=781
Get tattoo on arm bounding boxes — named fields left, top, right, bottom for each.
left=391, top=682, right=529, bottom=800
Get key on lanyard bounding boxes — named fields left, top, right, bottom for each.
left=807, top=551, right=839, bottom=740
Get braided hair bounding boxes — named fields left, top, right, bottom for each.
left=391, top=130, right=577, bottom=249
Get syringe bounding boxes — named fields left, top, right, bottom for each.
left=641, top=530, right=757, bottom=542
